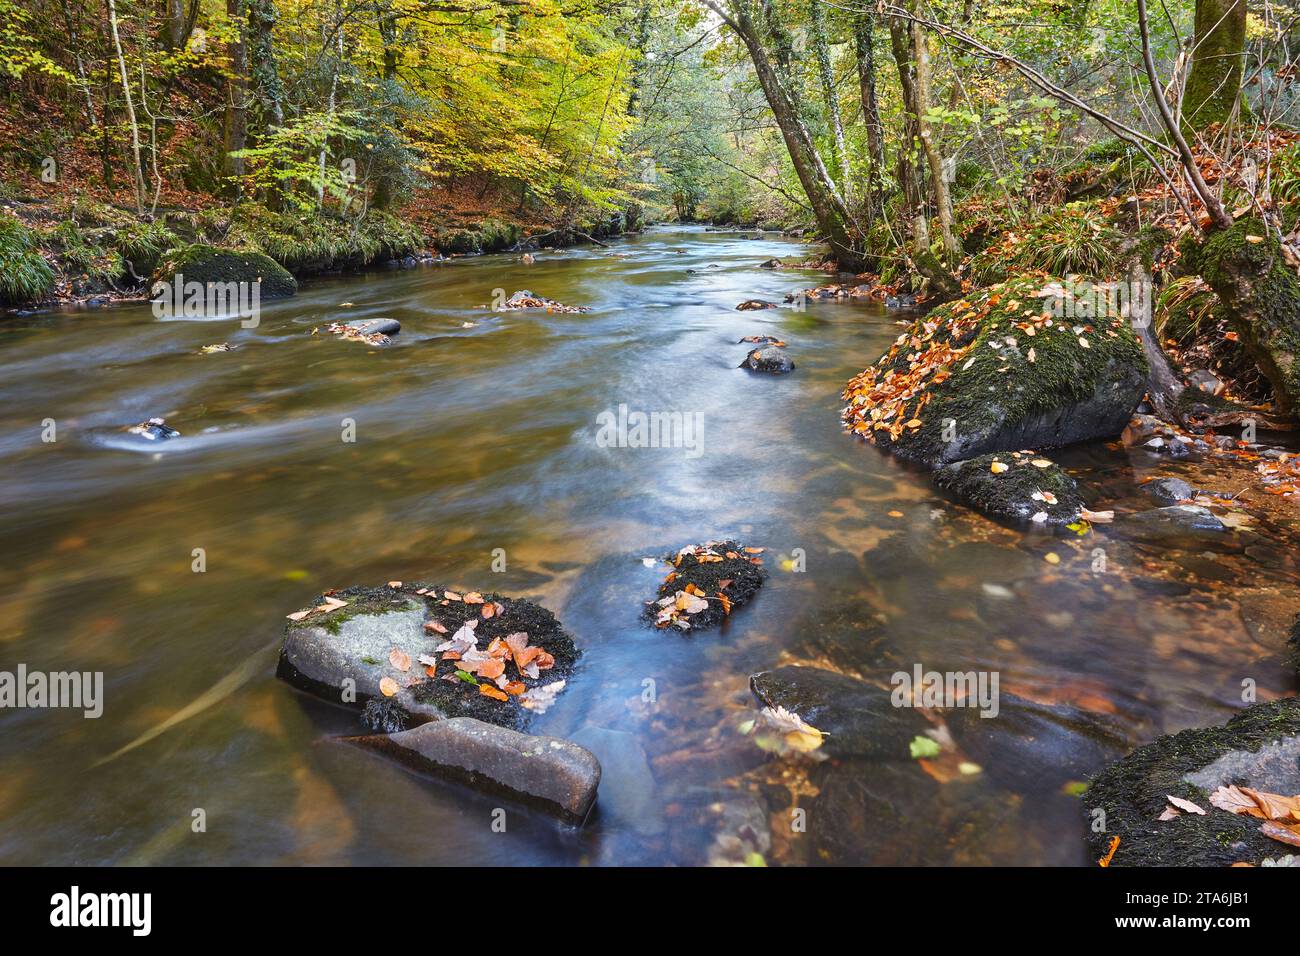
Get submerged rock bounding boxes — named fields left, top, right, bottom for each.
left=277, top=584, right=579, bottom=730
left=1083, top=697, right=1300, bottom=866
left=749, top=665, right=929, bottom=760
left=933, top=452, right=1084, bottom=529
left=946, top=693, right=1129, bottom=793
left=646, top=541, right=765, bottom=631
left=741, top=346, right=794, bottom=374
left=351, top=717, right=600, bottom=825
left=157, top=244, right=297, bottom=299
left=1123, top=504, right=1226, bottom=540
left=843, top=275, right=1147, bottom=468
left=735, top=299, right=777, bottom=311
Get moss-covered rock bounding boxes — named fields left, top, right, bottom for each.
left=277, top=584, right=579, bottom=731
left=1193, top=218, right=1300, bottom=415
left=1083, top=697, right=1300, bottom=867
left=158, top=244, right=297, bottom=299
left=933, top=452, right=1085, bottom=529
left=843, top=274, right=1148, bottom=468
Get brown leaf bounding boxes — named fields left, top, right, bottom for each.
left=379, top=677, right=399, bottom=697
left=389, top=648, right=411, bottom=672
left=479, top=683, right=508, bottom=702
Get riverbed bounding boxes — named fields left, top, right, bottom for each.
left=0, top=225, right=1296, bottom=865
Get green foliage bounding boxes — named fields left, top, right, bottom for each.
left=218, top=204, right=423, bottom=271
left=47, top=220, right=123, bottom=283
left=969, top=202, right=1123, bottom=285
left=0, top=214, right=54, bottom=305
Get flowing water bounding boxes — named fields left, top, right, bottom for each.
left=1, top=225, right=1297, bottom=865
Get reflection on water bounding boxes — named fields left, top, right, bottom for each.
left=0, top=226, right=1296, bottom=865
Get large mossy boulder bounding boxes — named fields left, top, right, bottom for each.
left=1083, top=698, right=1300, bottom=867
left=159, top=244, right=297, bottom=299
left=842, top=275, right=1148, bottom=467
left=277, top=584, right=579, bottom=731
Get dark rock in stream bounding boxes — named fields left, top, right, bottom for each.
left=646, top=541, right=765, bottom=631
left=277, top=584, right=579, bottom=731
left=946, top=693, right=1129, bottom=794
left=749, top=665, right=929, bottom=760
left=740, top=346, right=794, bottom=374
left=349, top=717, right=601, bottom=825
left=1143, top=476, right=1195, bottom=504
left=1083, top=697, right=1300, bottom=866
left=933, top=452, right=1084, bottom=529
left=735, top=299, right=777, bottom=311
left=758, top=258, right=783, bottom=269
left=342, top=318, right=400, bottom=336
left=157, top=244, right=298, bottom=299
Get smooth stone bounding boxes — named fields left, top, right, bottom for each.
left=568, top=725, right=663, bottom=835
left=749, top=665, right=929, bottom=760
left=351, top=717, right=601, bottom=825
left=1143, top=476, right=1195, bottom=503
left=1124, top=505, right=1226, bottom=540
left=344, top=318, right=400, bottom=336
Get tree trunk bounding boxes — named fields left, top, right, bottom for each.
left=809, top=0, right=851, bottom=204
left=1183, top=0, right=1248, bottom=132
left=854, top=11, right=884, bottom=218
left=247, top=0, right=285, bottom=128
left=719, top=1, right=860, bottom=267
left=106, top=0, right=145, bottom=213
left=223, top=0, right=249, bottom=196
left=911, top=20, right=958, bottom=264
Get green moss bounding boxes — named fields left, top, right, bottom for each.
left=933, top=452, right=1084, bottom=528
left=0, top=215, right=55, bottom=306
left=853, top=275, right=1147, bottom=466
left=214, top=205, right=424, bottom=273
left=1083, top=697, right=1300, bottom=867
left=160, top=244, right=297, bottom=299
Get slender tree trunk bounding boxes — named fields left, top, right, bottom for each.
left=223, top=0, right=249, bottom=196
left=911, top=20, right=958, bottom=263
left=888, top=16, right=923, bottom=245
left=247, top=0, right=285, bottom=128
left=106, top=0, right=145, bottom=213
left=810, top=0, right=851, bottom=204
left=1183, top=0, right=1248, bottom=132
left=854, top=11, right=884, bottom=218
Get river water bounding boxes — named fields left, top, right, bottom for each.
left=0, top=225, right=1296, bottom=865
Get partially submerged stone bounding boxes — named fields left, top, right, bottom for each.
left=735, top=299, right=776, bottom=311
left=126, top=417, right=180, bottom=442
left=933, top=452, right=1084, bottom=529
left=749, top=665, right=929, bottom=760
left=1123, top=504, right=1226, bottom=541
left=350, top=717, right=600, bottom=825
left=503, top=289, right=589, bottom=313
left=741, top=346, right=794, bottom=374
left=343, top=317, right=400, bottom=336
left=843, top=275, right=1147, bottom=467
left=157, top=243, right=297, bottom=299
left=646, top=541, right=766, bottom=632
left=277, top=584, right=579, bottom=730
left=1143, top=476, right=1195, bottom=504
left=1083, top=697, right=1300, bottom=866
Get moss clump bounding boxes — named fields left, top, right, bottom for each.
left=933, top=452, right=1084, bottom=529
left=1083, top=697, right=1300, bottom=867
left=159, top=243, right=297, bottom=299
left=219, top=205, right=423, bottom=273
left=843, top=274, right=1147, bottom=467
left=0, top=214, right=55, bottom=306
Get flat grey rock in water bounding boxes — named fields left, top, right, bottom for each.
left=351, top=717, right=601, bottom=825
left=1143, top=476, right=1195, bottom=503
left=343, top=318, right=401, bottom=336
left=1124, top=504, right=1226, bottom=540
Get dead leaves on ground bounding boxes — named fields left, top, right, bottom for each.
left=1161, top=785, right=1300, bottom=851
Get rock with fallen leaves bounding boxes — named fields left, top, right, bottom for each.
left=735, top=299, right=777, bottom=311
left=740, top=345, right=794, bottom=374
left=748, top=665, right=930, bottom=760
left=277, top=583, right=579, bottom=730
left=348, top=716, right=601, bottom=825
left=932, top=452, right=1085, bottom=529
left=502, top=289, right=590, bottom=313
left=1083, top=696, right=1300, bottom=866
left=841, top=274, right=1148, bottom=468
left=646, top=541, right=766, bottom=631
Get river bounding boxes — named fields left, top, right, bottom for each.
left=0, top=225, right=1296, bottom=865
